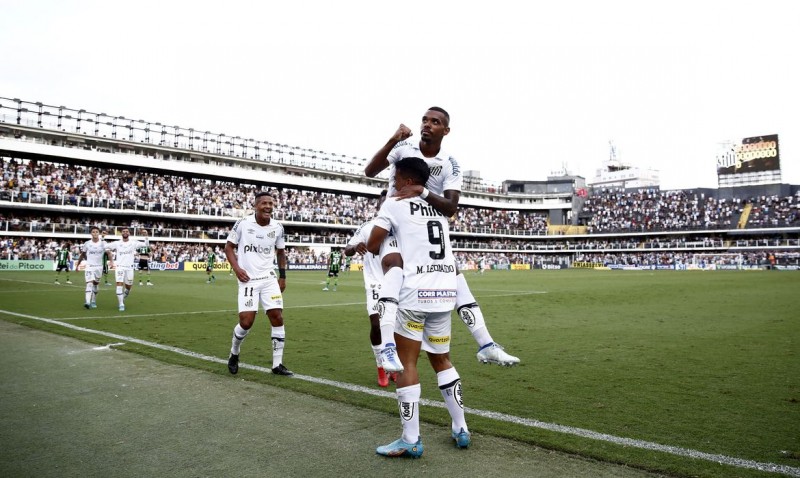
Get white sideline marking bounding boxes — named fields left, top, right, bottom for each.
left=92, top=342, right=125, bottom=350
left=1, top=308, right=797, bottom=477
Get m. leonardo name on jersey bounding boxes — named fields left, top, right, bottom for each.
left=416, top=264, right=455, bottom=274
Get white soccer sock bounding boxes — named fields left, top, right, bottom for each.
left=372, top=345, right=383, bottom=367
left=271, top=325, right=286, bottom=368
left=437, top=367, right=468, bottom=434
left=456, top=274, right=494, bottom=347
left=231, top=324, right=249, bottom=355
left=116, top=286, right=124, bottom=306
left=378, top=299, right=398, bottom=348
left=379, top=267, right=403, bottom=347
left=92, top=284, right=98, bottom=302
left=85, top=283, right=93, bottom=304
left=397, top=384, right=421, bottom=444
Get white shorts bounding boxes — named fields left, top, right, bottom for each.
left=237, top=279, right=283, bottom=313
left=114, top=268, right=135, bottom=285
left=84, top=267, right=102, bottom=283
left=365, top=283, right=380, bottom=315
left=395, top=309, right=452, bottom=354
left=378, top=234, right=401, bottom=261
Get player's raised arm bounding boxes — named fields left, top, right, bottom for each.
left=364, top=124, right=413, bottom=177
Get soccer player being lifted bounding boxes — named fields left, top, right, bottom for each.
left=365, top=106, right=520, bottom=370
left=368, top=157, right=471, bottom=457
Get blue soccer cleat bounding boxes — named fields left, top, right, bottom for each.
left=376, top=437, right=423, bottom=458
left=451, top=428, right=471, bottom=448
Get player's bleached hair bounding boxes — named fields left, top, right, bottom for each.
left=395, top=157, right=430, bottom=186
left=428, top=106, right=450, bottom=126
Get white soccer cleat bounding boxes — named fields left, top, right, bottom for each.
left=379, top=344, right=404, bottom=373
left=476, top=343, right=520, bottom=366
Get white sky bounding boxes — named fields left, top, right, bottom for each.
left=2, top=0, right=798, bottom=190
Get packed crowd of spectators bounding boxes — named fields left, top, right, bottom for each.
left=582, top=188, right=800, bottom=232
left=1, top=157, right=549, bottom=234
left=7, top=235, right=797, bottom=268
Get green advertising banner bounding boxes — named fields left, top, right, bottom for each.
left=0, top=260, right=54, bottom=271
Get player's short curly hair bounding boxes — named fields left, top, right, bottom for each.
left=395, top=157, right=430, bottom=186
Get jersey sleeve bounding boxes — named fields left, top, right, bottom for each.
left=442, top=155, right=463, bottom=192
left=387, top=140, right=413, bottom=165
left=228, top=218, right=243, bottom=244
left=275, top=223, right=285, bottom=249
left=347, top=223, right=366, bottom=246
left=373, top=202, right=395, bottom=233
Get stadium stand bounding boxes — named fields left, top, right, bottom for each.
left=1, top=97, right=799, bottom=271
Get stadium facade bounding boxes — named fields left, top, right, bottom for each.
left=1, top=97, right=798, bottom=270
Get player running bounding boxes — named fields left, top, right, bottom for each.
left=323, top=247, right=342, bottom=291
left=75, top=226, right=113, bottom=309
left=106, top=226, right=149, bottom=312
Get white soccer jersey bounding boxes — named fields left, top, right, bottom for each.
left=373, top=196, right=457, bottom=312
left=107, top=239, right=148, bottom=269
left=80, top=239, right=108, bottom=269
left=227, top=214, right=285, bottom=280
left=347, top=220, right=383, bottom=286
left=386, top=140, right=463, bottom=196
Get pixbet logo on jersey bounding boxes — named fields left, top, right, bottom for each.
left=243, top=244, right=269, bottom=254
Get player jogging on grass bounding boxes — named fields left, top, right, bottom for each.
left=76, top=226, right=113, bottom=309
left=106, top=226, right=149, bottom=312
left=206, top=246, right=217, bottom=283
left=54, top=243, right=72, bottom=285
left=324, top=248, right=342, bottom=291
left=137, top=230, right=154, bottom=286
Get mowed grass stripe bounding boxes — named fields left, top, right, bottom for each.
left=1, top=269, right=798, bottom=478
left=0, top=307, right=797, bottom=477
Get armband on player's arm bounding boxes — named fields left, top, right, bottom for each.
left=278, top=268, right=286, bottom=279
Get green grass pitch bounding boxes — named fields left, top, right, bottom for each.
left=1, top=269, right=798, bottom=477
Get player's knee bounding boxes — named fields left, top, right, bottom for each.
left=267, top=311, right=284, bottom=326
left=381, top=253, right=403, bottom=270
